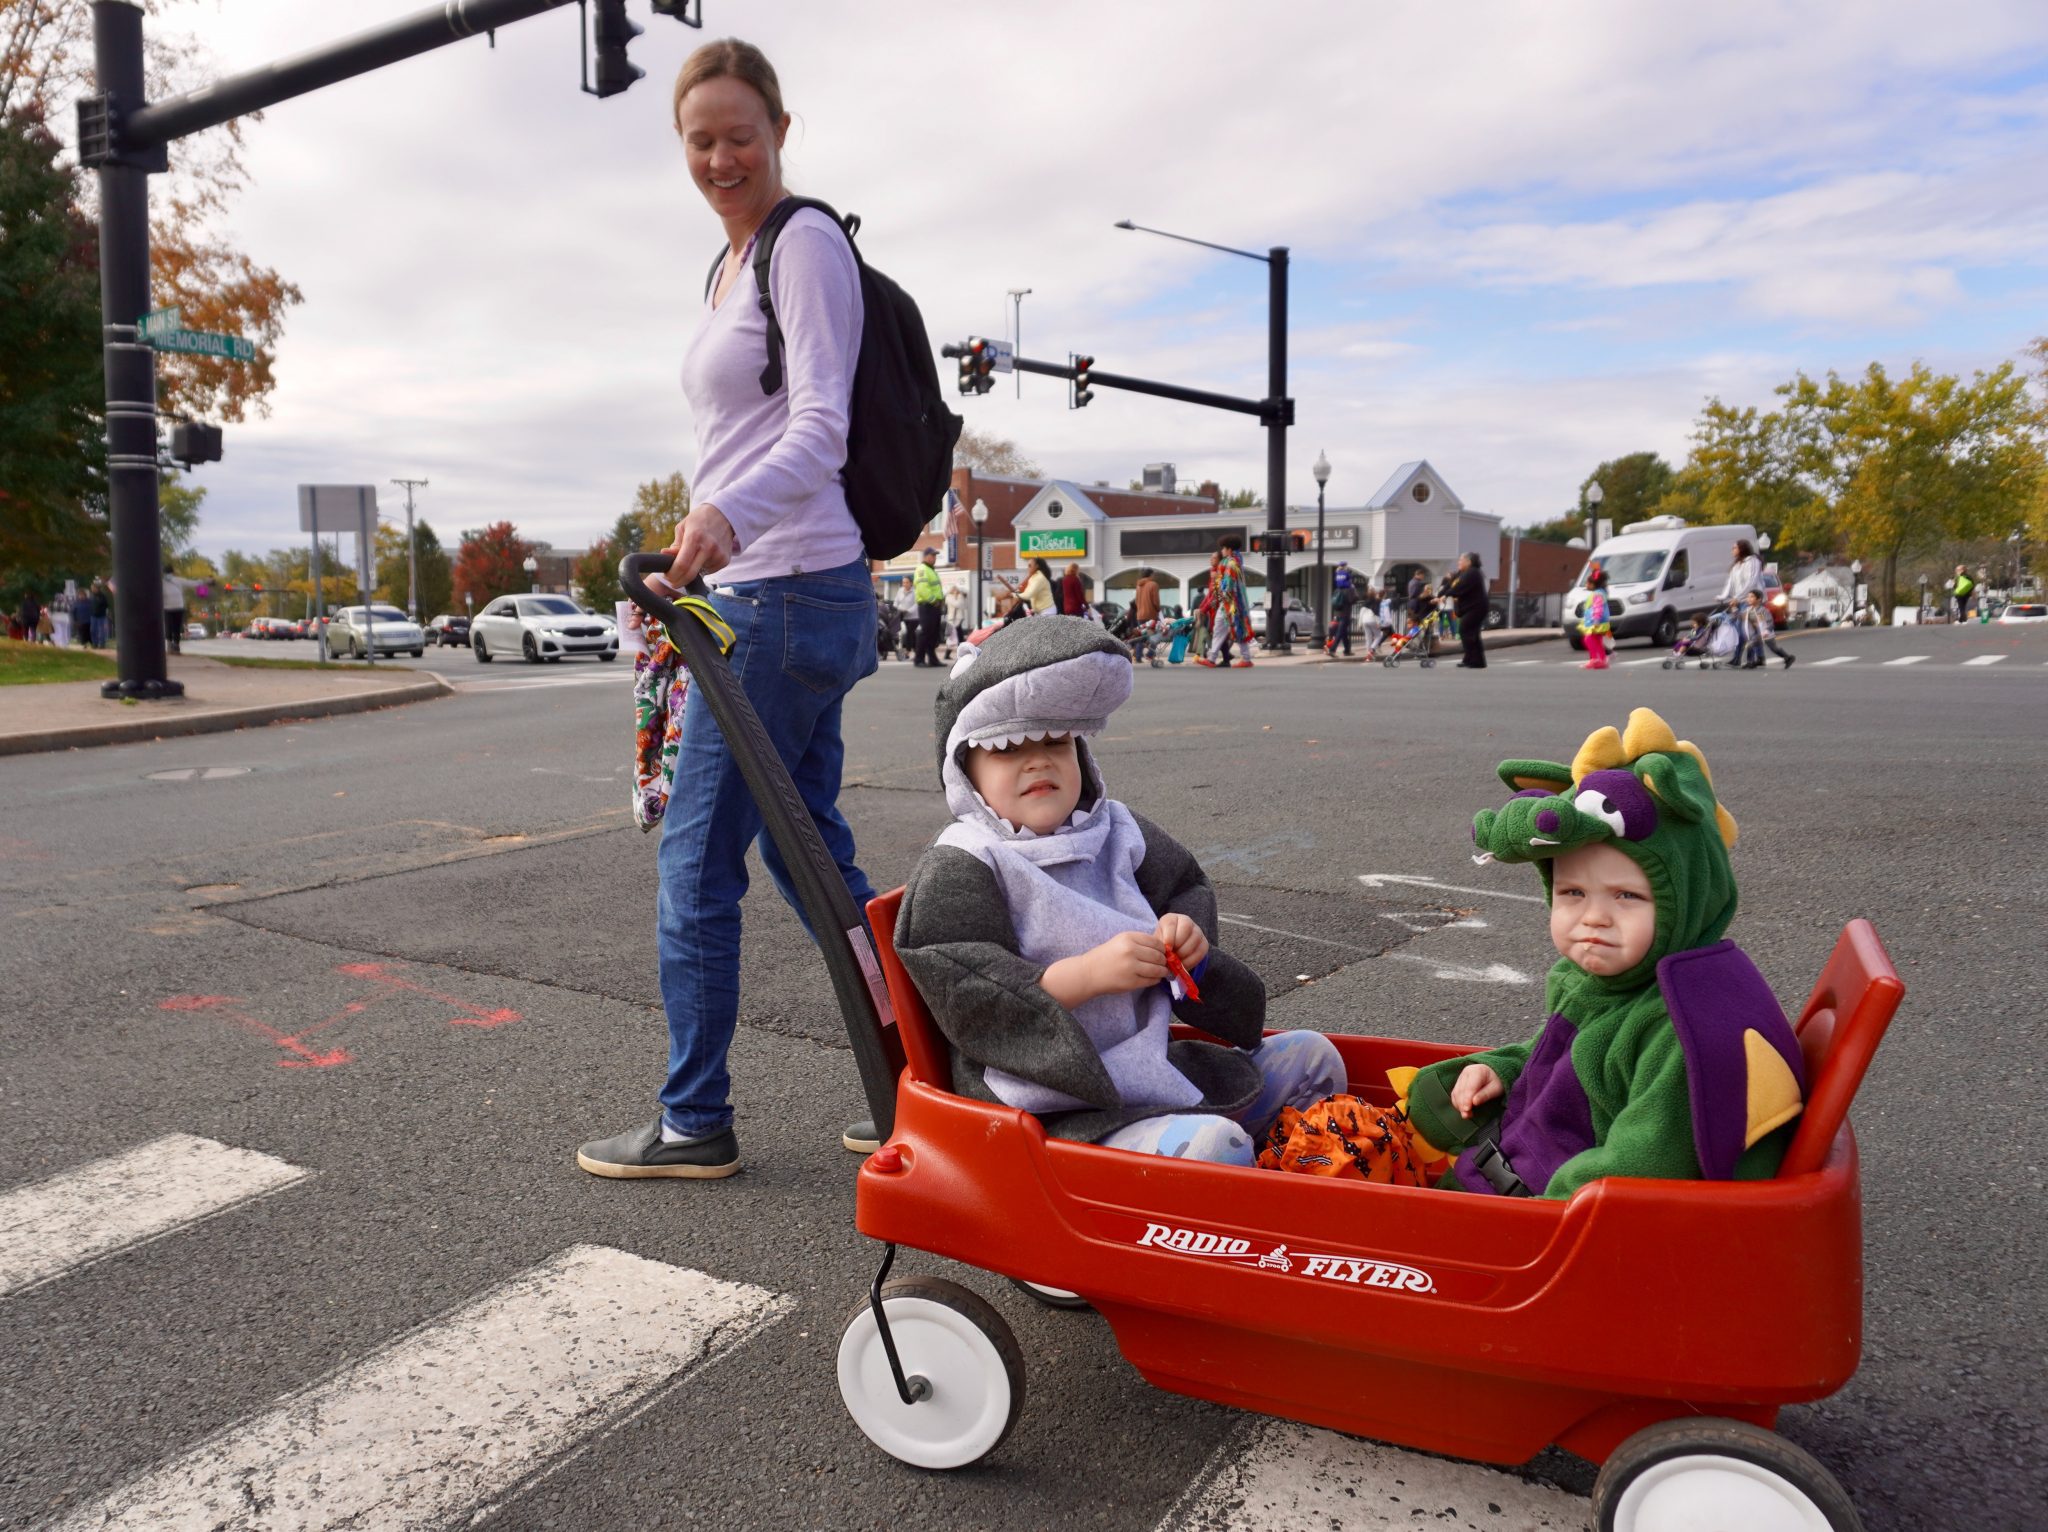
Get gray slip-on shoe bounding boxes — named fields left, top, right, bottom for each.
left=577, top=1118, right=739, bottom=1180
left=842, top=1118, right=880, bottom=1155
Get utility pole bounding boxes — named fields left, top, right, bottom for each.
left=392, top=476, right=428, bottom=619
left=1007, top=288, right=1031, bottom=399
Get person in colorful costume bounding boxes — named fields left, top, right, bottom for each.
left=1400, top=707, right=1807, bottom=1200
left=1579, top=561, right=1612, bottom=670
left=895, top=617, right=1343, bottom=1162
left=1196, top=535, right=1254, bottom=668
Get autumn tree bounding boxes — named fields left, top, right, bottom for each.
left=1578, top=452, right=1676, bottom=532
left=4, top=1, right=302, bottom=422
left=1655, top=405, right=1818, bottom=552
left=574, top=540, right=621, bottom=612
left=453, top=522, right=536, bottom=607
left=0, top=104, right=104, bottom=579
left=628, top=472, right=691, bottom=548
left=953, top=425, right=1043, bottom=479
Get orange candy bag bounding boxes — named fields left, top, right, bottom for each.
left=1257, top=1093, right=1434, bottom=1185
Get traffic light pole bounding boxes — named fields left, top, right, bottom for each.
left=81, top=0, right=590, bottom=698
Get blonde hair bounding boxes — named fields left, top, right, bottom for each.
left=672, top=38, right=785, bottom=137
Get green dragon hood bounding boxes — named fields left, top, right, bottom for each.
left=1471, top=707, right=1739, bottom=991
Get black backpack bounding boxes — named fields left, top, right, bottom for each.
left=705, top=197, right=963, bottom=563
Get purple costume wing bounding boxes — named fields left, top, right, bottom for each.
left=1657, top=941, right=1807, bottom=1180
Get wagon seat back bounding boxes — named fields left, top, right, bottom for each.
left=1776, top=918, right=1904, bottom=1179
left=867, top=890, right=953, bottom=1089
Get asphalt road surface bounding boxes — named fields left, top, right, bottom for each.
left=3, top=619, right=2043, bottom=1531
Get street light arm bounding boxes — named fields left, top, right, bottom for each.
left=1114, top=220, right=1269, bottom=264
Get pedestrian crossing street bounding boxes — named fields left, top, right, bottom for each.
left=3, top=1133, right=1593, bottom=1531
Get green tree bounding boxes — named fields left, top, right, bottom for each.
left=1578, top=452, right=1676, bottom=533
left=158, top=474, right=204, bottom=557
left=411, top=521, right=454, bottom=620
left=1777, top=361, right=2044, bottom=615
left=574, top=539, right=620, bottom=612
left=1222, top=487, right=1261, bottom=509
left=0, top=106, right=104, bottom=580
left=1657, top=403, right=1817, bottom=553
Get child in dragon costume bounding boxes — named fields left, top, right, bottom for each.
left=1398, top=707, right=1807, bottom=1200
left=895, top=617, right=1344, bottom=1164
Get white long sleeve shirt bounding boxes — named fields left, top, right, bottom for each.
left=1718, top=555, right=1762, bottom=603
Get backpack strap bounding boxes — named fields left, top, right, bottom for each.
left=748, top=195, right=860, bottom=396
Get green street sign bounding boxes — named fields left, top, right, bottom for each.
left=149, top=328, right=256, bottom=363
left=137, top=306, right=182, bottom=339
left=1019, top=527, right=1087, bottom=558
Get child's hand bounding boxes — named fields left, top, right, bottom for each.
left=1154, top=913, right=1208, bottom=969
left=1085, top=930, right=1171, bottom=995
left=1450, top=1063, right=1504, bottom=1118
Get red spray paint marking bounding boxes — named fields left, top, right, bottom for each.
left=159, top=994, right=354, bottom=1069
left=332, top=962, right=522, bottom=1027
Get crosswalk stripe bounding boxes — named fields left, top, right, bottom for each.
left=1884, top=655, right=1929, bottom=666
left=50, top=1245, right=791, bottom=1532
left=1156, top=1418, right=1586, bottom=1532
left=1618, top=656, right=1665, bottom=666
left=1962, top=654, right=2007, bottom=666
left=1812, top=655, right=1859, bottom=666
left=0, top=1134, right=309, bottom=1299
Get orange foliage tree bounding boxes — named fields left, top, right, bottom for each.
left=453, top=523, right=536, bottom=607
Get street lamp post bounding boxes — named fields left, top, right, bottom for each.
left=523, top=555, right=538, bottom=594
left=1848, top=559, right=1863, bottom=625
left=971, top=498, right=990, bottom=624
left=1007, top=289, right=1031, bottom=400
left=1311, top=449, right=1332, bottom=643
left=1585, top=480, right=1605, bottom=548
left=1115, top=219, right=1291, bottom=651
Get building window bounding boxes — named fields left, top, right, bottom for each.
left=1410, top=482, right=1432, bottom=504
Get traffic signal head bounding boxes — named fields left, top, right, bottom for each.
left=958, top=341, right=979, bottom=397
left=1070, top=354, right=1094, bottom=410
left=169, top=421, right=222, bottom=465
left=588, top=0, right=645, bottom=98
left=959, top=337, right=996, bottom=395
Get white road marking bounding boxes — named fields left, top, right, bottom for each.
left=1218, top=913, right=1366, bottom=953
left=1385, top=953, right=1531, bottom=985
left=1508, top=658, right=1547, bottom=665
left=50, top=1245, right=791, bottom=1532
left=1357, top=873, right=1545, bottom=904
left=1812, top=655, right=1859, bottom=666
left=1884, top=655, right=1929, bottom=666
left=0, top=1134, right=310, bottom=1299
left=1618, top=656, right=1665, bottom=666
left=1157, top=1418, right=1587, bottom=1532
left=1962, top=654, right=2007, bottom=666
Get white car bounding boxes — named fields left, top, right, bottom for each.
left=323, top=605, right=425, bottom=659
left=470, top=594, right=620, bottom=664
left=1997, top=601, right=2046, bottom=624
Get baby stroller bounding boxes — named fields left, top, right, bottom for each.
left=1162, top=616, right=1196, bottom=665
left=1378, top=611, right=1438, bottom=668
left=1664, top=610, right=1740, bottom=670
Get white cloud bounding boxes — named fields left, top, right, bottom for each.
left=121, top=0, right=2048, bottom=560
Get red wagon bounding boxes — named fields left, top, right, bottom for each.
left=841, top=895, right=1901, bottom=1532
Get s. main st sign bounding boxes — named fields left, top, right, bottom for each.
left=1019, top=528, right=1087, bottom=559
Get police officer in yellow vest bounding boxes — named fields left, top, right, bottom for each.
left=912, top=547, right=947, bottom=668
left=1949, top=564, right=1975, bottom=624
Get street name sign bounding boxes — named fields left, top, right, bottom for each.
left=149, top=328, right=256, bottom=363
left=137, top=306, right=182, bottom=339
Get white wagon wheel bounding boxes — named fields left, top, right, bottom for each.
left=837, top=1275, right=1024, bottom=1470
left=1594, top=1417, right=1863, bottom=1532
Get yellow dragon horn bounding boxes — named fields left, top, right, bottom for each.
left=1622, top=708, right=1680, bottom=760
left=1571, top=725, right=1626, bottom=783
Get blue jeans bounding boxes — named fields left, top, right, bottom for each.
left=657, top=559, right=879, bottom=1136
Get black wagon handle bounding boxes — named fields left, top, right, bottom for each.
left=618, top=551, right=905, bottom=1138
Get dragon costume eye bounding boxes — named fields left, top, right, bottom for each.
left=1574, top=769, right=1659, bottom=841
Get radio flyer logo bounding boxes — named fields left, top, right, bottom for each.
left=1134, top=1223, right=1436, bottom=1295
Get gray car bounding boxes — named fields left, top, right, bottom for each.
left=323, top=604, right=424, bottom=659
left=469, top=594, right=620, bottom=664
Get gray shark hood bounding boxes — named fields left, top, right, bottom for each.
left=934, top=616, right=1133, bottom=836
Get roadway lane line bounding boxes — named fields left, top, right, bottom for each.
left=1885, top=655, right=1929, bottom=666
left=1962, top=654, right=2007, bottom=666
left=50, top=1245, right=791, bottom=1532
left=1157, top=1418, right=1586, bottom=1532
left=0, top=1134, right=310, bottom=1299
left=1812, top=655, right=1859, bottom=666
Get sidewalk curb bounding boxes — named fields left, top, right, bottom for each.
left=0, top=671, right=453, bottom=757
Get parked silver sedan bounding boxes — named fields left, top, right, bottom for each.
left=469, top=594, right=620, bottom=664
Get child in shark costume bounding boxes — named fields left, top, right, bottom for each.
left=896, top=618, right=1343, bottom=1163
left=1400, top=708, right=1808, bottom=1199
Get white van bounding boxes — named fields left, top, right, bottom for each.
left=1563, top=518, right=1757, bottom=650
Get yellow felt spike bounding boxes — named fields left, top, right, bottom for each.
left=1715, top=802, right=1739, bottom=849
left=1571, top=725, right=1627, bottom=783
left=1621, top=708, right=1679, bottom=761
left=1384, top=1068, right=1450, bottom=1164
left=1675, top=738, right=1716, bottom=787
left=1743, top=1030, right=1804, bottom=1147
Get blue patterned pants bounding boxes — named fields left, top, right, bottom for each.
left=1097, top=1031, right=1346, bottom=1167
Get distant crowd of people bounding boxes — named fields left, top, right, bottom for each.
left=8, top=564, right=200, bottom=653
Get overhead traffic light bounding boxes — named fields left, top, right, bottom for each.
left=958, top=337, right=996, bottom=396
left=1069, top=354, right=1094, bottom=409
left=586, top=0, right=645, bottom=98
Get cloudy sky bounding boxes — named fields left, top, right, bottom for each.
left=146, top=0, right=2048, bottom=563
